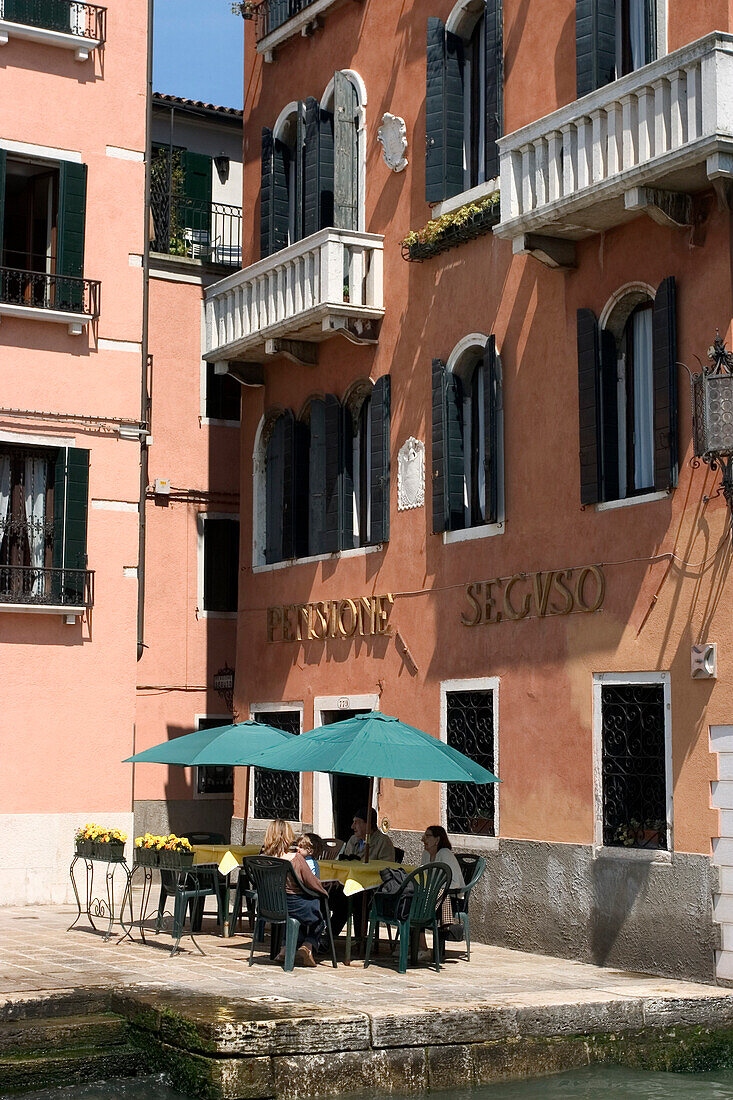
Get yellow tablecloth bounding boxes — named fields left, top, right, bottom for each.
left=318, top=859, right=415, bottom=897
left=193, top=844, right=260, bottom=874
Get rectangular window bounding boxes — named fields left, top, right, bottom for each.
left=251, top=709, right=300, bottom=821
left=598, top=678, right=670, bottom=850
left=205, top=363, right=240, bottom=423
left=201, top=516, right=239, bottom=613
left=196, top=717, right=234, bottom=796
left=445, top=687, right=496, bottom=836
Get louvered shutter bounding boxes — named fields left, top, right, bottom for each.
left=432, top=360, right=464, bottom=532
left=319, top=108, right=335, bottom=229
left=303, top=97, right=321, bottom=238
left=52, top=447, right=89, bottom=604
left=652, top=276, right=678, bottom=491
left=0, top=149, right=5, bottom=260
left=599, top=327, right=619, bottom=502
left=295, top=103, right=305, bottom=243
left=261, top=128, right=289, bottom=258
left=260, top=128, right=274, bottom=259
left=182, top=150, right=212, bottom=239
left=576, top=0, right=616, bottom=98
left=56, top=161, right=87, bottom=311
left=334, top=72, right=358, bottom=230
left=484, top=0, right=503, bottom=182
left=322, top=394, right=343, bottom=552
left=294, top=418, right=310, bottom=559
left=577, top=308, right=602, bottom=505
left=340, top=403, right=354, bottom=552
left=4, top=0, right=71, bottom=30
left=444, top=30, right=465, bottom=200
left=483, top=336, right=500, bottom=525
left=309, top=399, right=327, bottom=556
left=266, top=412, right=295, bottom=564
left=369, top=375, right=391, bottom=545
left=426, top=19, right=446, bottom=203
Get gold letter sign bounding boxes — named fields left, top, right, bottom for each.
left=461, top=566, right=605, bottom=627
left=267, top=594, right=395, bottom=643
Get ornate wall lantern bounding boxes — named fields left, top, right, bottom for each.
left=691, top=333, right=733, bottom=540
left=213, top=664, right=235, bottom=713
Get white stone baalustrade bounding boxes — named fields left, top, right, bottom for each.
left=203, top=227, right=384, bottom=367
left=496, top=32, right=733, bottom=248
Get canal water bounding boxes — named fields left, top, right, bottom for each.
left=9, top=1066, right=733, bottom=1099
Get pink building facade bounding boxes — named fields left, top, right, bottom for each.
left=0, top=1, right=147, bottom=903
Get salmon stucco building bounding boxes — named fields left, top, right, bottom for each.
left=202, top=0, right=733, bottom=983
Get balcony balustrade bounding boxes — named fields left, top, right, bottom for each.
left=0, top=564, right=94, bottom=611
left=203, top=227, right=384, bottom=368
left=0, top=0, right=106, bottom=59
left=0, top=267, right=100, bottom=334
left=496, top=33, right=733, bottom=261
left=151, top=193, right=242, bottom=268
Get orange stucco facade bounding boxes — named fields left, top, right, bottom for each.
left=225, top=0, right=733, bottom=979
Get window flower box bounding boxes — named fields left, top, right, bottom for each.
left=158, top=850, right=194, bottom=870
left=75, top=839, right=93, bottom=858
left=401, top=194, right=500, bottom=262
left=92, top=840, right=125, bottom=862
left=134, top=847, right=160, bottom=868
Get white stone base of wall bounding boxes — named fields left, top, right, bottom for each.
left=0, top=812, right=135, bottom=906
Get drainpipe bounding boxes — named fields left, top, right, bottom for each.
left=137, top=0, right=154, bottom=661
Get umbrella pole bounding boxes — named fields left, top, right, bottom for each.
left=241, top=765, right=251, bottom=843
left=358, top=775, right=375, bottom=959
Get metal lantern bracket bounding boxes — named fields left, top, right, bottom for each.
left=213, top=664, right=235, bottom=713
left=688, top=331, right=733, bottom=542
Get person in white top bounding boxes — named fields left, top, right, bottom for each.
left=420, top=825, right=465, bottom=891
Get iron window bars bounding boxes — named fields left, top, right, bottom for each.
left=0, top=564, right=93, bottom=606
left=0, top=267, right=100, bottom=316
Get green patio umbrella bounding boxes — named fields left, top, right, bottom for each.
left=124, top=719, right=295, bottom=767
left=124, top=719, right=296, bottom=842
left=250, top=711, right=499, bottom=859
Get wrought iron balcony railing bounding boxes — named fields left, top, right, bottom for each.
left=252, top=0, right=351, bottom=57
left=255, top=0, right=317, bottom=37
left=0, top=0, right=106, bottom=42
left=151, top=193, right=243, bottom=268
left=0, top=266, right=100, bottom=317
left=0, top=564, right=94, bottom=608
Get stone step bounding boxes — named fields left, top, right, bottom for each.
left=0, top=1044, right=141, bottom=1094
left=0, top=989, right=110, bottom=1022
left=0, top=1012, right=127, bottom=1054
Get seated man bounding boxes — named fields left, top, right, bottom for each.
left=338, top=807, right=395, bottom=862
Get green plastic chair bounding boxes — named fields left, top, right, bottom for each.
left=450, top=854, right=487, bottom=961
left=170, top=864, right=227, bottom=956
left=245, top=856, right=337, bottom=971
left=363, top=862, right=451, bottom=973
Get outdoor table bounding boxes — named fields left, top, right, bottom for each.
left=318, top=858, right=415, bottom=964
left=192, top=844, right=260, bottom=937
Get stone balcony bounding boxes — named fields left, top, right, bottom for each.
left=203, top=227, right=384, bottom=370
left=495, top=33, right=733, bottom=265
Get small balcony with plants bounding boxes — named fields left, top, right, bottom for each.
left=234, top=0, right=354, bottom=62
left=0, top=0, right=106, bottom=60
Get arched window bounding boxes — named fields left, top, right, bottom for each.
left=432, top=336, right=502, bottom=535
left=576, top=278, right=678, bottom=506
left=261, top=72, right=364, bottom=257
left=426, top=1, right=503, bottom=203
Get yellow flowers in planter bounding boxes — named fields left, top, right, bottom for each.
left=75, top=823, right=127, bottom=843
left=401, top=190, right=500, bottom=261
left=134, top=832, right=193, bottom=852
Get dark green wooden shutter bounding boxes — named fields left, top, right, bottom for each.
left=369, top=375, right=391, bottom=545
left=319, top=109, right=335, bottom=229
left=652, top=276, right=678, bottom=491
left=266, top=412, right=295, bottom=563
left=309, top=398, right=327, bottom=556
left=426, top=19, right=464, bottom=203
left=0, top=149, right=6, bottom=262
left=599, top=327, right=619, bottom=502
left=577, top=308, right=602, bottom=505
left=295, top=103, right=305, bottom=243
left=334, top=72, right=358, bottom=230
left=576, top=0, right=616, bottom=98
left=53, top=447, right=89, bottom=604
left=182, top=150, right=212, bottom=237
left=261, top=129, right=289, bottom=258
left=4, top=0, right=71, bottom=31
left=261, top=128, right=274, bottom=259
left=203, top=518, right=239, bottom=613
left=293, top=418, right=310, bottom=559
left=56, top=161, right=87, bottom=311
left=432, top=360, right=464, bottom=532
left=303, top=97, right=321, bottom=238
left=483, top=337, right=500, bottom=525
left=484, top=0, right=503, bottom=181
left=340, top=403, right=354, bottom=552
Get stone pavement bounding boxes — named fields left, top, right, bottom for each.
left=0, top=902, right=729, bottom=1009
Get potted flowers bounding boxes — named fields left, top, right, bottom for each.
left=75, top=824, right=126, bottom=861
left=158, top=834, right=195, bottom=869
left=400, top=191, right=500, bottom=262
left=134, top=833, right=162, bottom=867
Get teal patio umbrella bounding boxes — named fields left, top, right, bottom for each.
left=124, top=719, right=296, bottom=842
left=250, top=711, right=499, bottom=858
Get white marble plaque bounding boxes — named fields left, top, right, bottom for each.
left=377, top=113, right=408, bottom=173
left=397, top=437, right=425, bottom=511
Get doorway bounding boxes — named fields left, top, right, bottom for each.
left=321, top=709, right=370, bottom=843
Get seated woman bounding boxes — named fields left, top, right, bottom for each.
left=418, top=825, right=465, bottom=960
left=261, top=819, right=328, bottom=966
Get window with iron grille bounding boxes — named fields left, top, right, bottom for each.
left=252, top=710, right=300, bottom=821
left=446, top=689, right=496, bottom=835
left=600, top=681, right=668, bottom=849
left=196, top=717, right=234, bottom=796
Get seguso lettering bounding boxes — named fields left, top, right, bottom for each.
left=461, top=567, right=605, bottom=627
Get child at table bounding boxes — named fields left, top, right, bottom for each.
left=295, top=833, right=320, bottom=878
